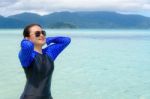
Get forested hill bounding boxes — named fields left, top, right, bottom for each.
left=0, top=11, right=150, bottom=29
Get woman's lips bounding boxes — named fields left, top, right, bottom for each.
left=39, top=39, right=44, bottom=41
left=38, top=37, right=45, bottom=41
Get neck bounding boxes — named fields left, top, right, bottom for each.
left=34, top=45, right=42, bottom=54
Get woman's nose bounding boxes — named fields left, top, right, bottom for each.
left=40, top=33, right=44, bottom=37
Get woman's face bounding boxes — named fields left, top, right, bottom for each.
left=26, top=25, right=46, bottom=46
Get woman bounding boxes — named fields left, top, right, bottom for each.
left=18, top=23, right=71, bottom=99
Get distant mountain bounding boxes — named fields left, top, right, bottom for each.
left=0, top=11, right=150, bottom=28
left=8, top=12, right=43, bottom=23
left=0, top=15, right=26, bottom=28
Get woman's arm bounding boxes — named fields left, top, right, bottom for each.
left=45, top=36, right=71, bottom=61
left=18, top=39, right=34, bottom=67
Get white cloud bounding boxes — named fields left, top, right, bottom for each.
left=0, top=0, right=18, bottom=7
left=0, top=0, right=150, bottom=16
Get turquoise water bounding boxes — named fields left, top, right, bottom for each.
left=0, top=29, right=150, bottom=99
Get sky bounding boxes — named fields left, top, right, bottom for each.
left=0, top=0, right=150, bottom=17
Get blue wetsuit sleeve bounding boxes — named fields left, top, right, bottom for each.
left=18, top=39, right=34, bottom=67
left=45, top=36, right=71, bottom=61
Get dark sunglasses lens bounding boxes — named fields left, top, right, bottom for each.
left=42, top=31, right=46, bottom=36
left=35, top=31, right=41, bottom=37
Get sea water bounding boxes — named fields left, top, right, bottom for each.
left=0, top=29, right=150, bottom=99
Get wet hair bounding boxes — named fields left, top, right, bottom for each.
left=23, top=23, right=42, bottom=38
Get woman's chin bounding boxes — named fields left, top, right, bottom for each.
left=36, top=41, right=45, bottom=46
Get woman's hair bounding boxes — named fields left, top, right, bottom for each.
left=23, top=23, right=42, bottom=38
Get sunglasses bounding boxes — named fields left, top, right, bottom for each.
left=33, top=30, right=46, bottom=37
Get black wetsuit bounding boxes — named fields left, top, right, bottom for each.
left=20, top=53, right=54, bottom=99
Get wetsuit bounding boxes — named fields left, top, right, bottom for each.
left=18, top=36, right=71, bottom=99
